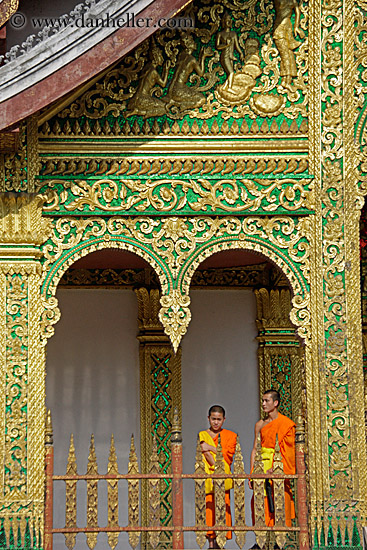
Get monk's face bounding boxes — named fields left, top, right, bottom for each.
left=262, top=394, right=279, bottom=414
left=208, top=412, right=225, bottom=433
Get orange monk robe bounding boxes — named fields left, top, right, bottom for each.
left=199, top=429, right=237, bottom=540
left=260, top=413, right=296, bottom=527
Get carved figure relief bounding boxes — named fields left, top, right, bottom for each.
left=55, top=0, right=308, bottom=132
left=125, top=38, right=170, bottom=118
left=273, top=0, right=304, bottom=88
left=216, top=37, right=262, bottom=105
left=164, top=34, right=212, bottom=113
left=216, top=11, right=244, bottom=92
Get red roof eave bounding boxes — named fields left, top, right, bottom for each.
left=0, top=0, right=191, bottom=131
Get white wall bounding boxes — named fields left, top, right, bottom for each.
left=182, top=289, right=259, bottom=549
left=46, top=289, right=140, bottom=550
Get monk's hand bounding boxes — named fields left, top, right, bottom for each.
left=248, top=479, right=253, bottom=490
left=200, top=441, right=211, bottom=452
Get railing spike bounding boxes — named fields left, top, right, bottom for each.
left=66, top=434, right=77, bottom=475
left=128, top=433, right=140, bottom=549
left=108, top=434, right=118, bottom=475
left=87, top=433, right=98, bottom=475
left=213, top=433, right=226, bottom=548
left=65, top=437, right=77, bottom=550
left=107, top=434, right=119, bottom=550
left=234, top=435, right=246, bottom=548
left=86, top=434, right=98, bottom=549
left=149, top=436, right=160, bottom=548
left=194, top=434, right=206, bottom=548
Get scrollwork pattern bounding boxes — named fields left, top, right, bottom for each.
left=321, top=0, right=357, bottom=510
left=3, top=270, right=28, bottom=500
left=40, top=177, right=314, bottom=215
left=41, top=215, right=310, bottom=351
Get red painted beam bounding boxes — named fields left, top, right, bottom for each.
left=0, top=0, right=191, bottom=131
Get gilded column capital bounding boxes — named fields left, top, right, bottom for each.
left=255, top=287, right=295, bottom=332
left=0, top=193, right=51, bottom=258
left=135, top=287, right=170, bottom=343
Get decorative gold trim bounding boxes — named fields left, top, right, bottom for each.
left=38, top=139, right=308, bottom=155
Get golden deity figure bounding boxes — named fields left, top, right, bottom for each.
left=215, top=37, right=261, bottom=105
left=273, top=0, right=304, bottom=87
left=164, top=34, right=211, bottom=111
left=216, top=11, right=244, bottom=92
left=126, top=39, right=170, bottom=118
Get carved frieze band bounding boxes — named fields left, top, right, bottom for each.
left=38, top=177, right=314, bottom=216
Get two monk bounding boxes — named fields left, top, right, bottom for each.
left=200, top=393, right=295, bottom=549
left=200, top=405, right=237, bottom=549
left=249, top=389, right=296, bottom=527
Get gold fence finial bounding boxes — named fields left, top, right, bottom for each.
left=87, top=434, right=98, bottom=475
left=128, top=433, right=140, bottom=549
left=129, top=434, right=139, bottom=473
left=253, top=433, right=263, bottom=475
left=194, top=434, right=206, bottom=549
left=45, top=409, right=53, bottom=446
left=86, top=434, right=98, bottom=550
left=233, top=435, right=246, bottom=549
left=66, top=434, right=77, bottom=475
left=171, top=406, right=182, bottom=444
left=213, top=434, right=226, bottom=548
left=272, top=434, right=284, bottom=474
left=108, top=434, right=118, bottom=475
left=65, top=436, right=77, bottom=550
left=273, top=436, right=286, bottom=547
left=149, top=436, right=160, bottom=548
left=107, top=434, right=119, bottom=550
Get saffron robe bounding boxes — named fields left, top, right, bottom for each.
left=259, top=413, right=296, bottom=527
left=199, top=429, right=237, bottom=540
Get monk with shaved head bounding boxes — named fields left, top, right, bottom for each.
left=200, top=405, right=237, bottom=549
left=249, top=390, right=296, bottom=527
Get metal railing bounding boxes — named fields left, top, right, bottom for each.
left=44, top=410, right=309, bottom=550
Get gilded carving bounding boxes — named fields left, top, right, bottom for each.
left=0, top=0, right=19, bottom=28
left=39, top=177, right=314, bottom=216
left=135, top=287, right=180, bottom=546
left=37, top=156, right=309, bottom=184
left=126, top=38, right=170, bottom=119
left=0, top=193, right=50, bottom=247
left=40, top=216, right=310, bottom=351
left=273, top=0, right=304, bottom=88
left=47, top=0, right=307, bottom=133
left=3, top=124, right=27, bottom=193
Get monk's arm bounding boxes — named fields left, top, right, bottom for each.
left=200, top=440, right=216, bottom=466
left=279, top=426, right=296, bottom=474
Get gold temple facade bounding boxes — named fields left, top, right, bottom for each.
left=0, top=0, right=366, bottom=546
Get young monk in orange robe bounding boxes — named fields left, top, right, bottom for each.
left=200, top=405, right=237, bottom=549
left=249, top=390, right=296, bottom=527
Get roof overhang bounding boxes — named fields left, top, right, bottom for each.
left=0, top=0, right=191, bottom=131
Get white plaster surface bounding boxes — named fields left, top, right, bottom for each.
left=46, top=289, right=140, bottom=550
